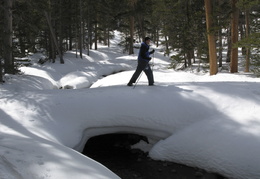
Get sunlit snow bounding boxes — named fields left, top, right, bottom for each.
left=1, top=31, right=260, bottom=179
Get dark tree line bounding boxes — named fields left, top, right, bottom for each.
left=0, top=0, right=259, bottom=82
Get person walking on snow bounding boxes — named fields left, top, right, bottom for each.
left=127, top=37, right=155, bottom=86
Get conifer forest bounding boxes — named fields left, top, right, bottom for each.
left=0, top=0, right=259, bottom=82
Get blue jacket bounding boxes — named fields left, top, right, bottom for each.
left=138, top=42, right=151, bottom=62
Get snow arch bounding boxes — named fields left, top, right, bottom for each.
left=73, top=126, right=171, bottom=153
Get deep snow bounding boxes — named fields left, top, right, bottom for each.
left=1, top=31, right=260, bottom=179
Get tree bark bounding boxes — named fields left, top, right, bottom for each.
left=187, top=50, right=192, bottom=67
left=4, top=0, right=14, bottom=74
left=226, top=27, right=231, bottom=62
left=245, top=9, right=250, bottom=72
left=79, top=0, right=83, bottom=58
left=218, top=19, right=223, bottom=67
left=94, top=19, right=98, bottom=50
left=44, top=11, right=64, bottom=64
left=0, top=62, right=2, bottom=83
left=156, top=28, right=159, bottom=47
left=59, top=0, right=64, bottom=62
left=239, top=22, right=246, bottom=55
left=87, top=0, right=90, bottom=55
left=230, top=0, right=239, bottom=73
left=129, top=16, right=134, bottom=55
left=69, top=26, right=73, bottom=51
left=0, top=54, right=2, bottom=82
left=164, top=35, right=169, bottom=56
left=204, top=0, right=218, bottom=75
left=49, top=31, right=55, bottom=63
left=107, top=29, right=110, bottom=47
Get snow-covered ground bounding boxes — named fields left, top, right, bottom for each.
left=1, top=31, right=260, bottom=179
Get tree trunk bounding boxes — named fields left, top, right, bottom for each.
left=139, top=17, right=145, bottom=41
left=79, top=0, right=83, bottom=58
left=218, top=26, right=223, bottom=67
left=129, top=16, right=134, bottom=55
left=69, top=27, right=73, bottom=51
left=187, top=50, right=192, bottom=67
left=245, top=9, right=250, bottom=72
left=89, top=21, right=93, bottom=50
left=0, top=54, right=2, bottom=82
left=204, top=0, right=218, bottom=75
left=94, top=15, right=98, bottom=50
left=4, top=0, right=14, bottom=74
left=44, top=11, right=64, bottom=64
left=49, top=31, right=55, bottom=63
left=86, top=0, right=91, bottom=55
left=164, top=36, right=169, bottom=56
left=107, top=29, right=110, bottom=47
left=230, top=0, right=239, bottom=73
left=156, top=28, right=159, bottom=47
left=0, top=61, right=2, bottom=83
left=239, top=22, right=246, bottom=55
left=59, top=0, right=64, bottom=62
left=226, top=27, right=231, bottom=62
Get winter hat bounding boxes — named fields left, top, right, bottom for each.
left=144, top=37, right=151, bottom=41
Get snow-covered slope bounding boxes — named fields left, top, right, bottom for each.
left=1, top=31, right=260, bottom=179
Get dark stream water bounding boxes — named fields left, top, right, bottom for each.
left=82, top=133, right=226, bottom=179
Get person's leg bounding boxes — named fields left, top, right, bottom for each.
left=128, top=61, right=147, bottom=85
left=144, top=64, right=154, bottom=85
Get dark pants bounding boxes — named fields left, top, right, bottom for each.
left=129, top=60, right=154, bottom=85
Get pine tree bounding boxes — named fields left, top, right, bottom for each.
left=205, top=0, right=218, bottom=75
left=230, top=0, right=239, bottom=73
left=0, top=1, right=3, bottom=82
left=127, top=0, right=137, bottom=55
left=237, top=0, right=259, bottom=72
left=214, top=0, right=232, bottom=67
left=2, top=0, right=257, bottom=76
left=155, top=0, right=207, bottom=69
left=3, top=0, right=14, bottom=74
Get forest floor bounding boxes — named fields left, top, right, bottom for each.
left=82, top=134, right=227, bottom=179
